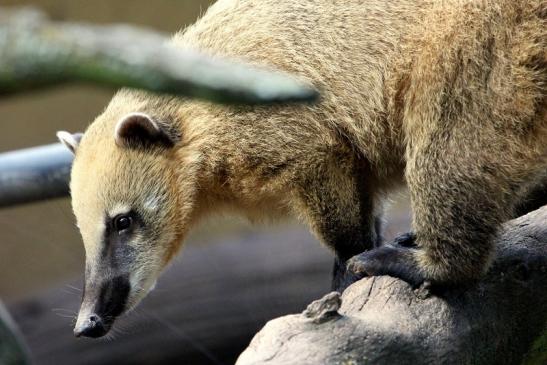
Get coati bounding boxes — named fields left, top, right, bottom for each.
left=57, top=0, right=546, bottom=338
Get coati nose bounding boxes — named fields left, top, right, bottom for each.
left=73, top=314, right=107, bottom=338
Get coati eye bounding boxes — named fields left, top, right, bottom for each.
left=114, top=215, right=133, bottom=232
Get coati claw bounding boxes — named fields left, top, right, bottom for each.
left=346, top=235, right=426, bottom=288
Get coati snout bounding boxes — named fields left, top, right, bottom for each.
left=59, top=0, right=546, bottom=337
left=74, top=275, right=130, bottom=338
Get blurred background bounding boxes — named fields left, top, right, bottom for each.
left=0, top=1, right=411, bottom=364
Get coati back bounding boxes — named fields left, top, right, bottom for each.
left=58, top=0, right=546, bottom=337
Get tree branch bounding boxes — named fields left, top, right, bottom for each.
left=237, top=206, right=547, bottom=365
left=0, top=7, right=318, bottom=104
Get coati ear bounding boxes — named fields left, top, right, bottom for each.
left=57, top=131, right=83, bottom=154
left=114, top=112, right=177, bottom=149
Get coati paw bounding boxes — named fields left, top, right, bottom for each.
left=392, top=232, right=417, bottom=247
left=346, top=234, right=425, bottom=288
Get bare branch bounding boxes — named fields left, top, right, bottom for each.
left=0, top=7, right=318, bottom=104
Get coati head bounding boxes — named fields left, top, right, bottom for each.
left=58, top=110, right=194, bottom=338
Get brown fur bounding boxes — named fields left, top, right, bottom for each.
left=64, top=0, right=546, bottom=321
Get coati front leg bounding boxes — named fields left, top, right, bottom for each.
left=297, top=152, right=381, bottom=292
left=347, top=119, right=546, bottom=288
left=347, top=137, right=508, bottom=287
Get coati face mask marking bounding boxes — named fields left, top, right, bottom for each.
left=58, top=112, right=184, bottom=338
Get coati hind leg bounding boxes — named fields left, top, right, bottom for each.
left=296, top=151, right=381, bottom=292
